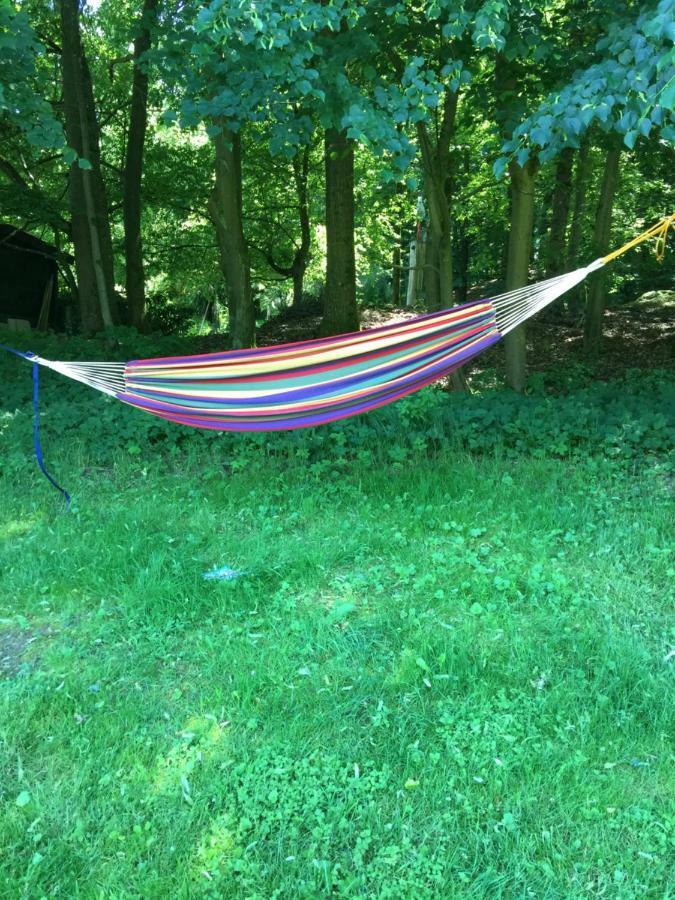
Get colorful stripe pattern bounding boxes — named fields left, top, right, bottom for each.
left=119, top=300, right=500, bottom=431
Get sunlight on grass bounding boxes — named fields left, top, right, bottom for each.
left=152, top=715, right=230, bottom=799
left=193, top=814, right=239, bottom=885
left=0, top=517, right=39, bottom=541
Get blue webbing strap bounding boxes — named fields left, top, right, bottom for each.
left=1, top=343, right=71, bottom=506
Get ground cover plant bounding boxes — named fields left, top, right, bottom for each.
left=1, top=329, right=673, bottom=898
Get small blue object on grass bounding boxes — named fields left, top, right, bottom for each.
left=202, top=565, right=244, bottom=581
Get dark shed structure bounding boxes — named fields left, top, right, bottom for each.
left=0, top=225, right=66, bottom=329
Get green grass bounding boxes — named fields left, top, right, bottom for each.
left=1, top=435, right=673, bottom=897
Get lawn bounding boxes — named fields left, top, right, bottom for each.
left=1, top=348, right=674, bottom=898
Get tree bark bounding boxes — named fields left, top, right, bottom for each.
left=123, top=0, right=157, bottom=331
left=291, top=144, right=311, bottom=308
left=456, top=223, right=470, bottom=306
left=59, top=0, right=117, bottom=334
left=583, top=143, right=621, bottom=357
left=504, top=159, right=537, bottom=392
left=546, top=147, right=574, bottom=276
left=208, top=128, right=254, bottom=349
left=321, top=128, right=358, bottom=334
left=417, top=89, right=458, bottom=312
left=392, top=240, right=401, bottom=307
left=566, top=138, right=591, bottom=269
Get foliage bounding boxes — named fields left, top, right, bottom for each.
left=498, top=0, right=675, bottom=172
left=0, top=3, right=64, bottom=151
left=1, top=0, right=672, bottom=328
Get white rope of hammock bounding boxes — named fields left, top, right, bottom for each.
left=493, top=258, right=604, bottom=334
left=30, top=258, right=605, bottom=397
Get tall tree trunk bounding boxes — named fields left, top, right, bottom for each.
left=417, top=90, right=466, bottom=390
left=494, top=54, right=537, bottom=391
left=456, top=224, right=470, bottom=306
left=566, top=138, right=591, bottom=269
left=208, top=128, right=254, bottom=349
left=417, top=89, right=458, bottom=312
left=583, top=144, right=621, bottom=357
left=255, top=143, right=312, bottom=308
left=546, top=147, right=574, bottom=276
left=124, top=0, right=157, bottom=331
left=565, top=139, right=592, bottom=316
left=322, top=128, right=358, bottom=334
left=291, top=144, right=311, bottom=308
left=392, top=240, right=401, bottom=306
left=423, top=233, right=441, bottom=309
left=504, top=159, right=537, bottom=392
left=291, top=265, right=304, bottom=308
left=59, top=0, right=117, bottom=334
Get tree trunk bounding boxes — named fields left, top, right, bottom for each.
left=566, top=139, right=591, bottom=269
left=546, top=147, right=574, bottom=276
left=417, top=89, right=458, bottom=312
left=208, top=128, right=254, bottom=349
left=392, top=240, right=401, bottom=307
left=291, top=265, right=304, bottom=308
left=291, top=144, right=311, bottom=308
left=565, top=139, right=592, bottom=316
left=423, top=232, right=441, bottom=310
left=124, top=0, right=157, bottom=331
left=59, top=0, right=117, bottom=334
left=504, top=159, right=537, bottom=392
left=322, top=128, right=358, bottom=334
left=392, top=185, right=403, bottom=307
left=456, top=224, right=470, bottom=306
left=583, top=144, right=621, bottom=357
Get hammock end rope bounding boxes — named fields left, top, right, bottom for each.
left=601, top=212, right=675, bottom=266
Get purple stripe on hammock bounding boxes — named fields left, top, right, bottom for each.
left=127, top=307, right=497, bottom=386
left=125, top=322, right=498, bottom=408
left=118, top=332, right=500, bottom=430
left=127, top=300, right=497, bottom=367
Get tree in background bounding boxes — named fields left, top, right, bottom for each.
left=123, top=0, right=158, bottom=331
left=1, top=0, right=672, bottom=385
left=499, top=0, right=675, bottom=356
left=59, top=0, right=119, bottom=332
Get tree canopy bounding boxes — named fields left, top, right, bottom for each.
left=0, top=0, right=672, bottom=374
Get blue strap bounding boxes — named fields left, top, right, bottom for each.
left=2, top=342, right=71, bottom=506
left=0, top=342, right=36, bottom=361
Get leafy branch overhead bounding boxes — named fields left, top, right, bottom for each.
left=496, top=0, right=675, bottom=175
left=0, top=5, right=65, bottom=150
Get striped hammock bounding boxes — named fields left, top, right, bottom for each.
left=5, top=215, right=673, bottom=434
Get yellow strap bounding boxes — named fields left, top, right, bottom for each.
left=602, top=212, right=675, bottom=265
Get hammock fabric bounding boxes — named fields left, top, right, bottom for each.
left=122, top=300, right=500, bottom=431
left=3, top=214, right=673, bottom=437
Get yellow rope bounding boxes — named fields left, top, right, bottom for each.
left=602, top=212, right=675, bottom=265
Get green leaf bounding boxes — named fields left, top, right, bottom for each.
left=623, top=129, right=638, bottom=149
left=516, top=147, right=530, bottom=167
left=77, top=158, right=92, bottom=170
left=493, top=156, right=509, bottom=180
left=660, top=78, right=675, bottom=112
